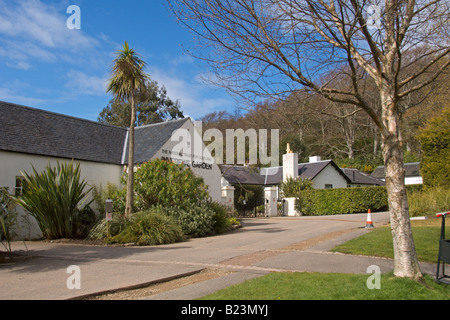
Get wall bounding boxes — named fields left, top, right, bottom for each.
left=0, top=150, right=124, bottom=240
left=151, top=119, right=223, bottom=202
left=312, top=163, right=348, bottom=189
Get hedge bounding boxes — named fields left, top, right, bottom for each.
left=295, top=186, right=389, bottom=216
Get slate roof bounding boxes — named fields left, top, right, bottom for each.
left=260, top=160, right=352, bottom=185
left=371, top=162, right=421, bottom=179
left=123, top=118, right=189, bottom=164
left=0, top=101, right=127, bottom=164
left=341, top=168, right=385, bottom=186
left=221, top=165, right=265, bottom=185
left=0, top=100, right=188, bottom=165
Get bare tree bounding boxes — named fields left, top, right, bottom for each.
left=168, top=0, right=449, bottom=279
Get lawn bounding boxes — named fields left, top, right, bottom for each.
left=200, top=272, right=449, bottom=300
left=200, top=216, right=450, bottom=300
left=331, top=216, right=449, bottom=263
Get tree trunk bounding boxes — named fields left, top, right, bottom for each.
left=125, top=94, right=136, bottom=217
left=381, top=90, right=423, bottom=280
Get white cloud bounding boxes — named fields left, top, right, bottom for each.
left=0, top=0, right=103, bottom=69
left=64, top=70, right=108, bottom=96
left=6, top=61, right=32, bottom=70
left=170, top=54, right=195, bottom=67
left=0, top=0, right=97, bottom=48
left=0, top=87, right=48, bottom=106
left=149, top=64, right=233, bottom=120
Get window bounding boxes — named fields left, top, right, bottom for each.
left=15, top=176, right=25, bottom=196
left=325, top=184, right=333, bottom=189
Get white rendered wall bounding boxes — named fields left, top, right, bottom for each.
left=0, top=150, right=124, bottom=240
left=312, top=162, right=348, bottom=189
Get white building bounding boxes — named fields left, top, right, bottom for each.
left=260, top=156, right=352, bottom=189
left=0, top=101, right=222, bottom=239
left=371, top=162, right=423, bottom=185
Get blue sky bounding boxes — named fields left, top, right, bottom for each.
left=0, top=0, right=235, bottom=121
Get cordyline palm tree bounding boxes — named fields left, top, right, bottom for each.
left=107, top=41, right=149, bottom=217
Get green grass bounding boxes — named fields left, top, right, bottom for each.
left=200, top=272, right=449, bottom=300
left=332, top=217, right=449, bottom=263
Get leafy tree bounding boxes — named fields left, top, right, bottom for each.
left=99, top=80, right=184, bottom=128
left=107, top=41, right=149, bottom=217
left=417, top=107, right=450, bottom=188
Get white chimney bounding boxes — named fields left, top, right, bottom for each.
left=309, top=156, right=321, bottom=163
left=283, top=143, right=298, bottom=182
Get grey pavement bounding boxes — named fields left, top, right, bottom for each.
left=0, top=212, right=438, bottom=300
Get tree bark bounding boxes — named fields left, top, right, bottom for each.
left=381, top=89, right=422, bottom=280
left=125, top=94, right=136, bottom=217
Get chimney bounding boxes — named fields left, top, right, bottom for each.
left=309, top=156, right=321, bottom=163
left=283, top=143, right=298, bottom=182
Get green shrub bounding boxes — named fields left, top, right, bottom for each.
left=108, top=210, right=184, bottom=246
left=0, top=187, right=18, bottom=253
left=295, top=186, right=388, bottom=216
left=152, top=204, right=215, bottom=238
left=417, top=107, right=450, bottom=188
left=91, top=183, right=126, bottom=215
left=280, top=177, right=313, bottom=198
left=208, top=201, right=232, bottom=234
left=87, top=212, right=128, bottom=240
left=130, top=159, right=210, bottom=211
left=14, top=161, right=93, bottom=239
left=407, top=186, right=450, bottom=217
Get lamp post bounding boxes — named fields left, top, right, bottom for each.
left=105, top=199, right=113, bottom=239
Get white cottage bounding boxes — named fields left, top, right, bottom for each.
left=371, top=162, right=423, bottom=185
left=0, top=101, right=222, bottom=239
left=260, top=156, right=351, bottom=189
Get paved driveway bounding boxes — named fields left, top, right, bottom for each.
left=1, top=212, right=435, bottom=300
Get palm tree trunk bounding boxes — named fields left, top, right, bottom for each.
left=125, top=94, right=136, bottom=217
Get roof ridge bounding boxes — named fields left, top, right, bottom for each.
left=134, top=117, right=189, bottom=130
left=0, top=100, right=128, bottom=131
left=298, top=159, right=331, bottom=165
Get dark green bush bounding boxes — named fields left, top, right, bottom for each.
left=208, top=201, right=232, bottom=234
left=88, top=201, right=233, bottom=243
left=153, top=204, right=215, bottom=238
left=280, top=177, right=313, bottom=198
left=108, top=210, right=185, bottom=246
left=417, top=107, right=450, bottom=188
left=129, top=159, right=210, bottom=211
left=295, top=186, right=388, bottom=216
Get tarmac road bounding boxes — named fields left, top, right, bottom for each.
left=0, top=212, right=437, bottom=300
